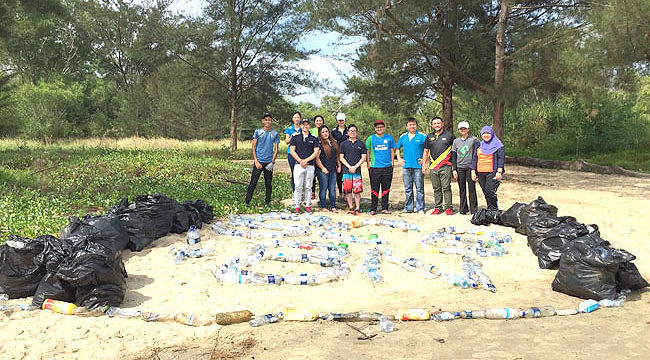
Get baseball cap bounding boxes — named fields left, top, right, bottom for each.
left=262, top=112, right=273, bottom=119
left=301, top=118, right=311, bottom=124
left=336, top=112, right=346, bottom=121
left=457, top=121, right=470, bottom=129
left=374, top=119, right=385, bottom=126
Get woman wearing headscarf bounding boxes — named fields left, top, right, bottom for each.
left=471, top=125, right=505, bottom=210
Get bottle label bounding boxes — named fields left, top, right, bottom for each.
left=268, top=275, right=275, bottom=284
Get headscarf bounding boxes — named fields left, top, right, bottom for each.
left=479, top=125, right=504, bottom=155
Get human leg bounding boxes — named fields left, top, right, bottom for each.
left=262, top=164, right=273, bottom=205
left=369, top=167, right=380, bottom=212
left=457, top=167, right=469, bottom=214
left=440, top=166, right=453, bottom=210
left=484, top=174, right=500, bottom=210
left=429, top=170, right=443, bottom=210
left=380, top=166, right=393, bottom=211
left=288, top=157, right=297, bottom=191
left=293, top=164, right=306, bottom=208
left=327, top=171, right=337, bottom=209
left=245, top=164, right=263, bottom=205
left=465, top=168, right=478, bottom=214
left=304, top=165, right=315, bottom=207
left=414, top=169, right=425, bottom=212
left=402, top=168, right=414, bottom=212
left=316, top=168, right=327, bottom=209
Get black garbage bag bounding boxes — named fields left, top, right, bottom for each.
left=183, top=202, right=203, bottom=229
left=32, top=236, right=76, bottom=307
left=517, top=196, right=559, bottom=235
left=616, top=261, right=649, bottom=292
left=31, top=272, right=76, bottom=306
left=0, top=235, right=46, bottom=298
left=57, top=241, right=127, bottom=309
left=134, top=193, right=177, bottom=239
left=500, top=202, right=526, bottom=229
left=537, top=222, right=594, bottom=269
left=107, top=199, right=157, bottom=252
left=552, top=232, right=635, bottom=300
left=171, top=202, right=190, bottom=234
left=60, top=214, right=129, bottom=252
left=471, top=209, right=502, bottom=226
left=471, top=209, right=490, bottom=226
left=184, top=199, right=214, bottom=223
left=526, top=215, right=581, bottom=256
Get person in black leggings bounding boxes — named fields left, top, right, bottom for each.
left=471, top=125, right=505, bottom=210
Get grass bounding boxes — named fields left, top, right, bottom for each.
left=0, top=138, right=292, bottom=242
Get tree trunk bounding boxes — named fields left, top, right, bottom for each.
left=493, top=1, right=509, bottom=140
left=229, top=95, right=238, bottom=151
left=441, top=71, right=454, bottom=132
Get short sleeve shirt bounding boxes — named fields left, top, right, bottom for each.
left=331, top=126, right=348, bottom=144
left=451, top=136, right=479, bottom=169
left=318, top=141, right=338, bottom=173
left=396, top=132, right=427, bottom=169
left=289, top=133, right=320, bottom=166
left=424, top=130, right=455, bottom=169
left=252, top=128, right=280, bottom=163
left=339, top=139, right=367, bottom=174
left=365, top=134, right=396, bottom=168
left=284, top=124, right=301, bottom=154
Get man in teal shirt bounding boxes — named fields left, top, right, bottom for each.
left=396, top=117, right=427, bottom=213
left=366, top=120, right=396, bottom=214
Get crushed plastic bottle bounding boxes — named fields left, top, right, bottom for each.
left=379, top=315, right=394, bottom=332
left=0, top=293, right=8, bottom=301
left=484, top=308, right=521, bottom=319
left=432, top=312, right=458, bottom=321
left=397, top=308, right=430, bottom=321
left=578, top=299, right=599, bottom=313
left=215, top=310, right=253, bottom=325
left=521, top=306, right=555, bottom=318
left=249, top=312, right=283, bottom=327
left=106, top=306, right=142, bottom=318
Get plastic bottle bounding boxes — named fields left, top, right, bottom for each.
left=329, top=311, right=361, bottom=322
left=459, top=310, right=485, bottom=319
left=556, top=308, right=579, bottom=316
left=432, top=312, right=457, bottom=321
left=174, top=312, right=215, bottom=326
left=578, top=299, right=599, bottom=313
left=74, top=306, right=108, bottom=317
left=186, top=226, right=201, bottom=252
left=397, top=308, right=430, bottom=321
left=0, top=293, right=8, bottom=301
left=484, top=308, right=521, bottom=319
left=284, top=308, right=318, bottom=321
left=249, top=312, right=283, bottom=327
left=379, top=315, right=394, bottom=332
left=0, top=304, right=38, bottom=311
left=106, top=306, right=142, bottom=318
left=42, top=299, right=77, bottom=315
left=215, top=310, right=253, bottom=325
left=521, top=306, right=555, bottom=318
left=170, top=247, right=187, bottom=264
left=187, top=248, right=214, bottom=258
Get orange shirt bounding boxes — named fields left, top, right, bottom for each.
left=476, top=148, right=493, bottom=173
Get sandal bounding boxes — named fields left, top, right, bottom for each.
left=354, top=209, right=360, bottom=215
left=331, top=208, right=338, bottom=213
left=347, top=209, right=355, bottom=215
left=369, top=210, right=376, bottom=215
left=381, top=210, right=392, bottom=214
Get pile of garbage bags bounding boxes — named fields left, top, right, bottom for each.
left=500, top=196, right=648, bottom=300
left=0, top=193, right=213, bottom=309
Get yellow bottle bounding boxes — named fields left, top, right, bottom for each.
left=397, top=308, right=430, bottom=321
left=284, top=308, right=318, bottom=321
left=42, top=299, right=77, bottom=315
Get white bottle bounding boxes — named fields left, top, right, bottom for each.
left=484, top=308, right=521, bottom=319
left=186, top=226, right=201, bottom=252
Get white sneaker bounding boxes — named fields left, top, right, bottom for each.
left=417, top=210, right=425, bottom=214
left=400, top=209, right=413, bottom=214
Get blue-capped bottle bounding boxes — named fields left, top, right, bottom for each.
left=186, top=226, right=201, bottom=252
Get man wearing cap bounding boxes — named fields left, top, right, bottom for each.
left=422, top=116, right=456, bottom=215
left=396, top=117, right=427, bottom=213
left=451, top=121, right=480, bottom=215
left=289, top=118, right=320, bottom=213
left=365, top=119, right=396, bottom=214
left=332, top=112, right=349, bottom=195
left=245, top=112, right=280, bottom=207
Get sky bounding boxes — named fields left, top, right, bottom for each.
left=166, top=0, right=361, bottom=105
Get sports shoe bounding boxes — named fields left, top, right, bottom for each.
left=400, top=209, right=413, bottom=214
left=305, top=206, right=312, bottom=213
left=417, top=210, right=425, bottom=214
left=431, top=208, right=442, bottom=215
left=445, top=208, right=454, bottom=215
left=294, top=206, right=301, bottom=214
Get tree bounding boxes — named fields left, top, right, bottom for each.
left=175, top=0, right=313, bottom=150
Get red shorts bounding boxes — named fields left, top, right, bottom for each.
left=342, top=174, right=362, bottom=194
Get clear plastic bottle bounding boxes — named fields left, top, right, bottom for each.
left=249, top=312, right=283, bottom=327
left=379, top=315, right=394, bottom=332
left=329, top=311, right=360, bottom=322
left=0, top=293, right=8, bottom=301
left=578, top=299, right=599, bottom=313
left=459, top=310, right=485, bottom=319
left=484, top=308, right=521, bottom=319
left=106, top=306, right=142, bottom=318
left=521, top=305, right=555, bottom=318
left=432, top=312, right=457, bottom=321
left=556, top=308, right=579, bottom=316
left=187, top=248, right=214, bottom=258
left=186, top=226, right=201, bottom=252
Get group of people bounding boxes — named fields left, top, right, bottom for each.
left=244, top=111, right=505, bottom=216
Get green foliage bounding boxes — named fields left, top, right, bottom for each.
left=0, top=142, right=292, bottom=242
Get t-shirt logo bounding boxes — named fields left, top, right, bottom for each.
left=383, top=139, right=388, bottom=144
left=459, top=144, right=470, bottom=157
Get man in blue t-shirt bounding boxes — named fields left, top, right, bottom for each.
left=245, top=112, right=280, bottom=206
left=365, top=119, right=396, bottom=214
left=396, top=117, right=427, bottom=213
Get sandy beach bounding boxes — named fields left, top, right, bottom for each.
left=1, top=163, right=649, bottom=360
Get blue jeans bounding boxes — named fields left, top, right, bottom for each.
left=402, top=168, right=425, bottom=212
left=315, top=168, right=337, bottom=209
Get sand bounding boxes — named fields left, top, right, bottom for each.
left=1, top=163, right=649, bottom=360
